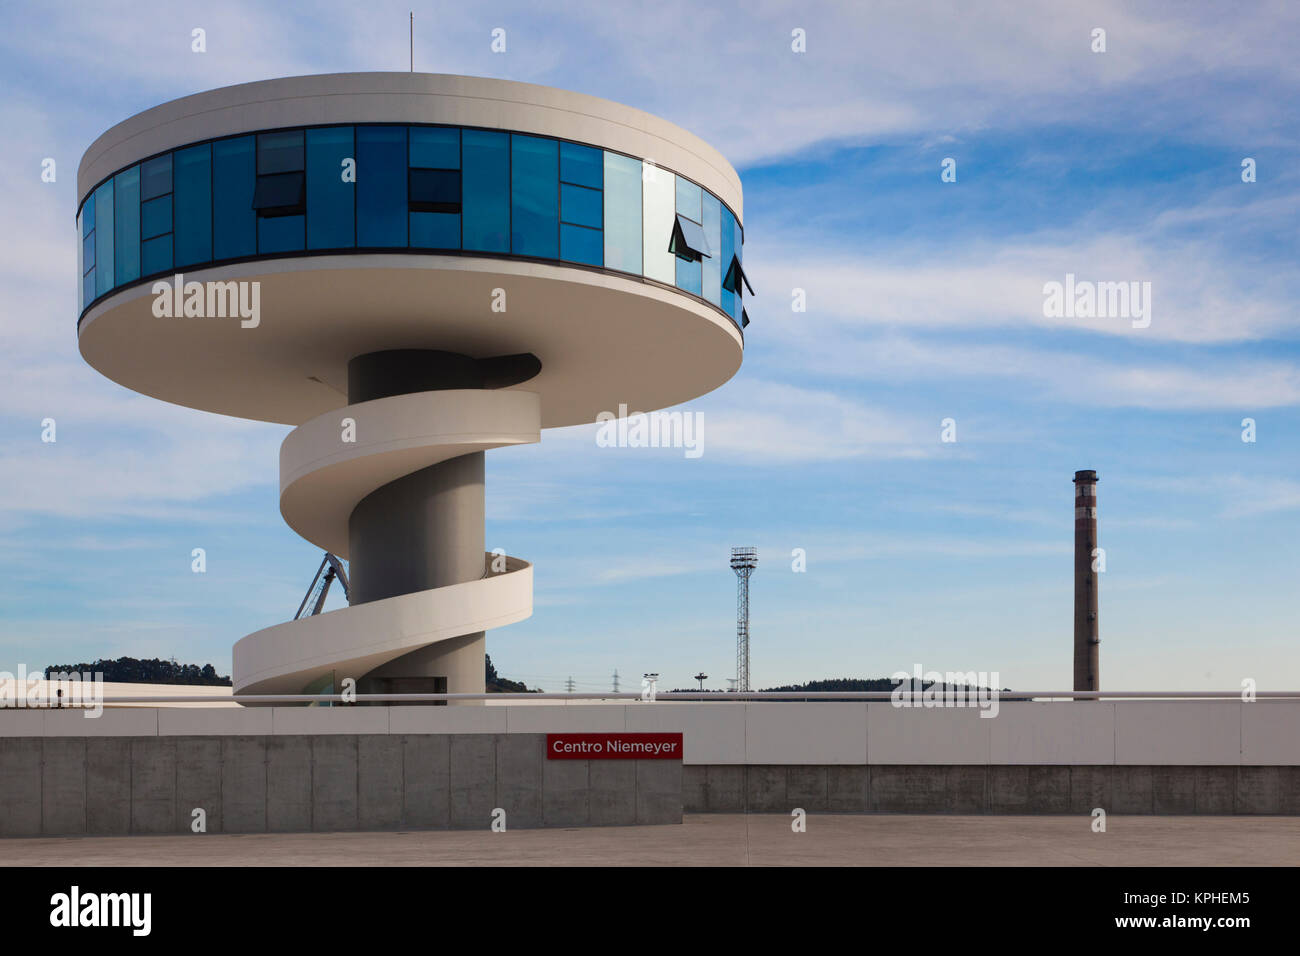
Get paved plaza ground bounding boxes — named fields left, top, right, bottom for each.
left=5, top=814, right=1298, bottom=866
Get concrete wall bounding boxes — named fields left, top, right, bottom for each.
left=4, top=703, right=1298, bottom=833
left=0, top=733, right=680, bottom=837
left=3, top=701, right=1297, bottom=764
left=681, top=765, right=1300, bottom=815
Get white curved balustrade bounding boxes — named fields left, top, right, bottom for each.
left=280, top=389, right=540, bottom=556
left=233, top=389, right=541, bottom=696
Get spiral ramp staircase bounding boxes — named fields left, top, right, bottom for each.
left=232, top=387, right=539, bottom=698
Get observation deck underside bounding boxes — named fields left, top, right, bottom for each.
left=77, top=254, right=743, bottom=428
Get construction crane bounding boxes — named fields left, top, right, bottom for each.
left=294, top=552, right=350, bottom=620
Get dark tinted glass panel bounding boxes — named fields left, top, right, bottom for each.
left=83, top=270, right=95, bottom=308
left=724, top=254, right=754, bottom=295
left=410, top=211, right=460, bottom=248
left=174, top=144, right=212, bottom=267
left=141, top=195, right=171, bottom=240
left=114, top=165, right=141, bottom=286
left=409, top=168, right=461, bottom=212
left=306, top=126, right=355, bottom=249
left=94, top=181, right=114, bottom=297
left=257, top=130, right=305, bottom=174
left=409, top=127, right=459, bottom=169
left=141, top=154, right=172, bottom=200
left=356, top=126, right=407, bottom=247
left=461, top=130, right=509, bottom=253
left=722, top=221, right=733, bottom=308
left=733, top=214, right=744, bottom=320
left=510, top=135, right=558, bottom=258
left=81, top=124, right=737, bottom=315
left=258, top=213, right=304, bottom=253
left=141, top=234, right=172, bottom=276
left=676, top=254, right=702, bottom=295
left=560, top=183, right=601, bottom=228
left=720, top=205, right=735, bottom=315
left=560, top=223, right=602, bottom=266
left=252, top=172, right=305, bottom=215
left=80, top=203, right=91, bottom=309
left=213, top=136, right=256, bottom=259
left=77, top=206, right=83, bottom=307
left=559, top=142, right=602, bottom=188
left=670, top=213, right=709, bottom=260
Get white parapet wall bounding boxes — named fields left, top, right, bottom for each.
left=0, top=680, right=237, bottom=710
left=2, top=700, right=1297, bottom=766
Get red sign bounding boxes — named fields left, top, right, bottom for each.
left=546, top=732, right=683, bottom=760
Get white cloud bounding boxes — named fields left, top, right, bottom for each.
left=10, top=0, right=1297, bottom=177
left=561, top=532, right=1071, bottom=587
left=522, top=0, right=1300, bottom=166
left=740, top=198, right=1300, bottom=410
left=1222, top=478, right=1300, bottom=517
left=1130, top=474, right=1300, bottom=518
left=0, top=363, right=283, bottom=519
left=764, top=331, right=1300, bottom=410
left=751, top=226, right=1300, bottom=345
left=492, top=380, right=939, bottom=466
left=701, top=380, right=937, bottom=463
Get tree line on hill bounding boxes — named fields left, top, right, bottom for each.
left=45, top=657, right=231, bottom=685
left=763, top=677, right=1010, bottom=693
left=669, top=677, right=1013, bottom=694
left=42, top=654, right=540, bottom=692
left=38, top=660, right=1007, bottom=698
left=486, top=654, right=540, bottom=693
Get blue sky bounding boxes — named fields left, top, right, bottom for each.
left=1, top=0, right=1297, bottom=692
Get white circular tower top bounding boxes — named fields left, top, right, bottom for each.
left=76, top=73, right=748, bottom=428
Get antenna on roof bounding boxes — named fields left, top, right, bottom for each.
left=409, top=12, right=414, bottom=72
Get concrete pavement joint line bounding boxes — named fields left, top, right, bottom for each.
left=744, top=808, right=750, bottom=866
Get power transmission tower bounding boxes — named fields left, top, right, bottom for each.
left=565, top=676, right=575, bottom=693
left=730, top=547, right=757, bottom=692
left=612, top=669, right=619, bottom=693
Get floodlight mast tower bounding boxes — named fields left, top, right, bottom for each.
left=730, top=547, right=757, bottom=692
left=74, top=73, right=750, bottom=702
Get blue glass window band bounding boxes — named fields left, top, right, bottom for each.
left=77, top=123, right=744, bottom=333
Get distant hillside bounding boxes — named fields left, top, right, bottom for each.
left=46, top=654, right=539, bottom=693
left=45, top=657, right=231, bottom=686
left=763, top=677, right=1011, bottom=693
left=763, top=677, right=900, bottom=692
left=667, top=677, right=1012, bottom=694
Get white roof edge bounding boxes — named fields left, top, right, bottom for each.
left=77, top=72, right=743, bottom=221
